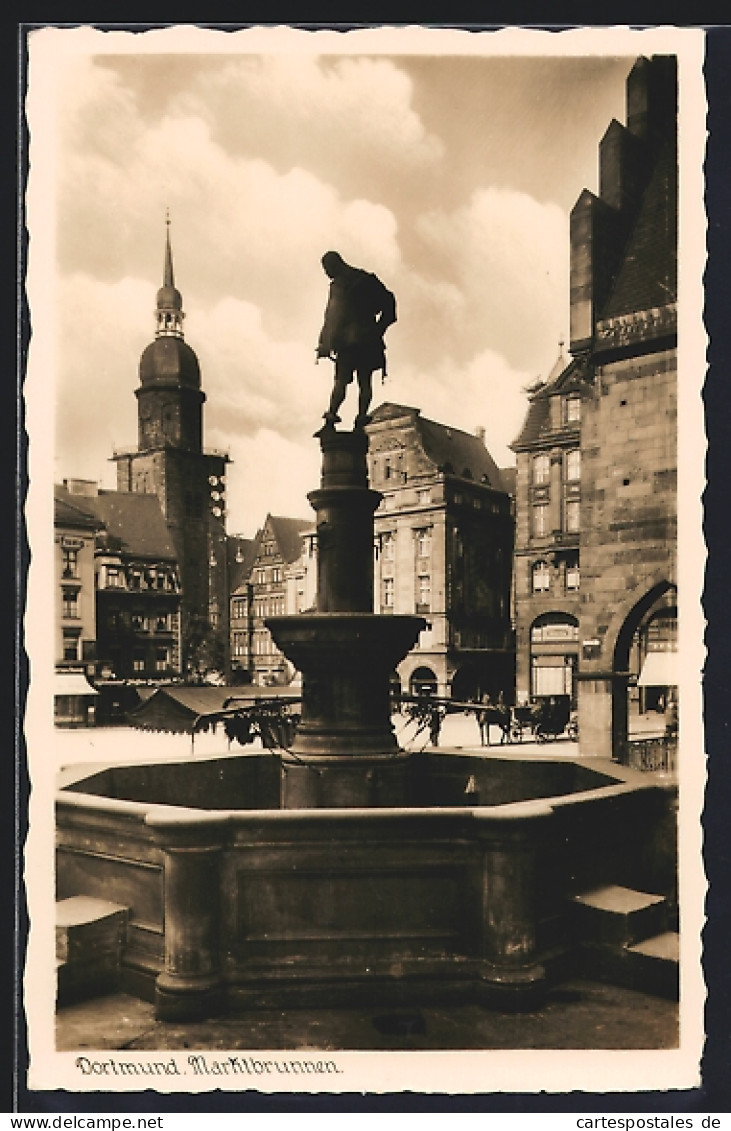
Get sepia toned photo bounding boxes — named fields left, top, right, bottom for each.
left=23, top=24, right=707, bottom=1098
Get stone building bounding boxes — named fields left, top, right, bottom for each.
left=510, top=346, right=585, bottom=705
left=53, top=484, right=100, bottom=725
left=365, top=402, right=514, bottom=701
left=511, top=54, right=678, bottom=759
left=230, top=514, right=311, bottom=687
left=111, top=220, right=229, bottom=676
left=55, top=480, right=182, bottom=682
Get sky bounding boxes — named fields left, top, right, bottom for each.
left=29, top=25, right=671, bottom=538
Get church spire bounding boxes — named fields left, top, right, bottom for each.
left=156, top=210, right=184, bottom=339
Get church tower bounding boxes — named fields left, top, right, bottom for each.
left=113, top=216, right=230, bottom=675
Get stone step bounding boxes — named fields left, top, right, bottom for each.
left=580, top=931, right=680, bottom=1000
left=570, top=885, right=669, bottom=947
left=56, top=896, right=129, bottom=1006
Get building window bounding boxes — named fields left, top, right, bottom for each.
left=415, top=528, right=431, bottom=559
left=155, top=648, right=169, bottom=672
left=533, top=454, right=550, bottom=485
left=155, top=613, right=170, bottom=632
left=61, top=588, right=79, bottom=618
left=272, top=567, right=282, bottom=583
left=131, top=614, right=148, bottom=632
left=232, top=632, right=247, bottom=658
left=382, top=532, right=395, bottom=560
left=129, top=571, right=142, bottom=590
left=566, top=559, right=580, bottom=591
left=416, top=574, right=431, bottom=613
left=62, top=631, right=80, bottom=662
left=255, top=569, right=266, bottom=585
left=565, top=499, right=580, bottom=533
left=533, top=504, right=549, bottom=538
left=417, top=488, right=431, bottom=506
left=231, top=597, right=247, bottom=619
left=132, top=652, right=145, bottom=673
left=62, top=548, right=79, bottom=579
left=382, top=577, right=394, bottom=610
left=532, top=561, right=551, bottom=593
left=566, top=449, right=581, bottom=482
left=563, top=395, right=581, bottom=425
left=105, top=566, right=123, bottom=588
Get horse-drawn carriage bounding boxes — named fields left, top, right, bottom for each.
left=475, top=694, right=578, bottom=745
left=510, top=695, right=578, bottom=743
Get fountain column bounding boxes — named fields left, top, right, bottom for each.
left=267, top=428, right=425, bottom=808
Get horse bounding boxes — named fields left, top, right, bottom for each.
left=476, top=705, right=511, bottom=746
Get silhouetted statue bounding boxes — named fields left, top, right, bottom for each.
left=316, top=251, right=397, bottom=428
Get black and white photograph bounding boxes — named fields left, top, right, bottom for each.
left=22, top=23, right=707, bottom=1099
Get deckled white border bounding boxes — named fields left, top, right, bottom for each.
left=23, top=23, right=707, bottom=1096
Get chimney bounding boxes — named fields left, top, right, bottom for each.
left=475, top=426, right=486, bottom=444
left=63, top=478, right=99, bottom=497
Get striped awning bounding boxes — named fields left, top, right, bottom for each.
left=638, top=650, right=678, bottom=687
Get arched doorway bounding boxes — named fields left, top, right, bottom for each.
left=530, top=613, right=579, bottom=705
left=611, top=582, right=677, bottom=764
left=410, top=666, right=438, bottom=696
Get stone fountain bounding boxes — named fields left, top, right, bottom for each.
left=267, top=426, right=425, bottom=809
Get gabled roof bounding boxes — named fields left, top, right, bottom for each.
left=54, top=488, right=102, bottom=532
left=510, top=353, right=587, bottom=451
left=265, top=514, right=312, bottom=565
left=369, top=402, right=505, bottom=491
left=71, top=489, right=178, bottom=560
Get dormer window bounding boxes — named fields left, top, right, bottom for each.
left=563, top=395, right=581, bottom=425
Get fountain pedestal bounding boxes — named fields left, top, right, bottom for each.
left=267, top=428, right=424, bottom=808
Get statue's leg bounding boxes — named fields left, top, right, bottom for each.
left=325, top=358, right=350, bottom=422
left=355, top=369, right=374, bottom=426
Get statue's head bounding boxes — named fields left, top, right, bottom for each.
left=321, top=250, right=346, bottom=279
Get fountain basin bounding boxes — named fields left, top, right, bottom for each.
left=56, top=751, right=676, bottom=1019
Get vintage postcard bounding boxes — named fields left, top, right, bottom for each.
left=22, top=23, right=707, bottom=1100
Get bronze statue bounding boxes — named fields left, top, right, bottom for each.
left=316, top=251, right=397, bottom=428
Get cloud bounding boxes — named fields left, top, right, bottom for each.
left=217, top=428, right=319, bottom=538
left=415, top=186, right=569, bottom=371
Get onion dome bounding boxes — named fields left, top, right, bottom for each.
left=139, top=213, right=202, bottom=389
